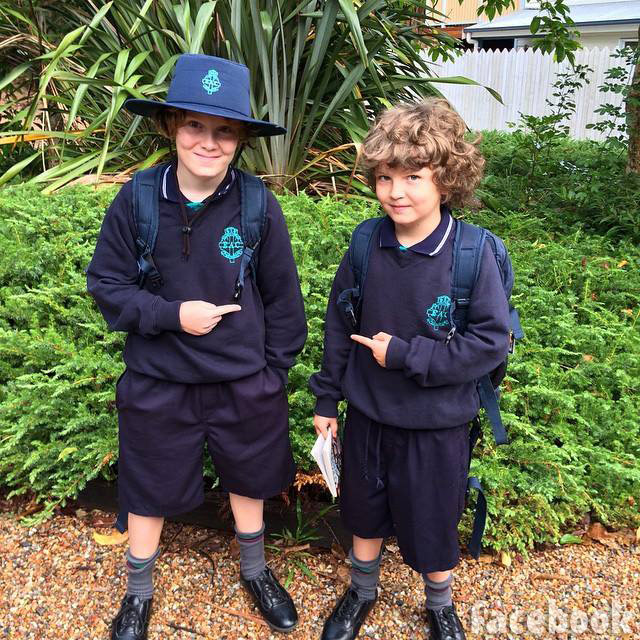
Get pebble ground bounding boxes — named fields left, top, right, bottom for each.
left=0, top=508, right=638, bottom=640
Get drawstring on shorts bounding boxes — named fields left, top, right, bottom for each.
left=362, top=419, right=384, bottom=489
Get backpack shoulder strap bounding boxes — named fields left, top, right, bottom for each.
left=233, top=169, right=268, bottom=300
left=132, top=164, right=166, bottom=288
left=348, top=217, right=384, bottom=292
left=237, top=169, right=268, bottom=249
left=451, top=219, right=509, bottom=446
left=450, top=219, right=487, bottom=336
left=336, top=217, right=385, bottom=328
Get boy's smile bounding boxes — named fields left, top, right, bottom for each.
left=375, top=164, right=443, bottom=244
left=175, top=111, right=243, bottom=197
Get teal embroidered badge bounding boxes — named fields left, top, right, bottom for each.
left=219, top=226, right=244, bottom=263
left=202, top=69, right=221, bottom=95
left=426, top=295, right=451, bottom=329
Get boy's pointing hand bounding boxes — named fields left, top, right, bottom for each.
left=213, top=304, right=242, bottom=317
left=179, top=301, right=241, bottom=335
left=350, top=332, right=392, bottom=368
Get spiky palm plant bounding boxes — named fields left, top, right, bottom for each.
left=0, top=0, right=497, bottom=193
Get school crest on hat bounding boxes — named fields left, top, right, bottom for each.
left=202, top=68, right=222, bottom=95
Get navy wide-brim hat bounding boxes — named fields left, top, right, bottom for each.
left=124, top=54, right=286, bottom=137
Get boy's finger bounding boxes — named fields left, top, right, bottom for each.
left=350, top=334, right=374, bottom=348
left=213, top=304, right=242, bottom=316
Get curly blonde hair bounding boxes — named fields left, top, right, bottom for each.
left=359, top=99, right=484, bottom=208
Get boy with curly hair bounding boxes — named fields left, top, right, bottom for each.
left=310, top=99, right=511, bottom=640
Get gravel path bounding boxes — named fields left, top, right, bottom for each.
left=0, top=508, right=638, bottom=640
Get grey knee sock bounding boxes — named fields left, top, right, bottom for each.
left=126, top=547, right=160, bottom=600
left=424, top=573, right=453, bottom=612
left=235, top=523, right=266, bottom=581
left=349, top=548, right=381, bottom=602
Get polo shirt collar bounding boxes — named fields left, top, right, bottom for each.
left=379, top=205, right=454, bottom=256
left=160, top=162, right=236, bottom=203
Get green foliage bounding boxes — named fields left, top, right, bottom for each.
left=475, top=0, right=580, bottom=63
left=479, top=131, right=640, bottom=243
left=0, top=137, right=639, bottom=552
left=495, top=57, right=640, bottom=242
left=0, top=0, right=487, bottom=192
left=0, top=0, right=585, bottom=192
left=458, top=207, right=640, bottom=552
left=586, top=44, right=640, bottom=147
left=267, top=497, right=335, bottom=587
left=507, top=63, right=592, bottom=191
left=269, top=497, right=335, bottom=548
left=526, top=0, right=581, bottom=64
left=0, top=185, right=123, bottom=519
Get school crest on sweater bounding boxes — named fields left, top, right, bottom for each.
left=426, top=295, right=451, bottom=329
left=219, top=226, right=244, bottom=263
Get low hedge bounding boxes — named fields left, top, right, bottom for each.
left=0, top=155, right=638, bottom=552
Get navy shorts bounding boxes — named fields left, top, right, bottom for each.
left=116, top=366, right=296, bottom=517
left=339, top=405, right=470, bottom=574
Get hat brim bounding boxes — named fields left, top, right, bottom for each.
left=123, top=98, right=286, bottom=137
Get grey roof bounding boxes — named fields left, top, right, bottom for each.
left=466, top=1, right=640, bottom=33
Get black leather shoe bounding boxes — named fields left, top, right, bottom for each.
left=321, top=586, right=376, bottom=640
left=427, top=604, right=466, bottom=640
left=241, top=566, right=298, bottom=633
left=110, top=594, right=152, bottom=640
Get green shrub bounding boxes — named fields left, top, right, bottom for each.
left=479, top=131, right=640, bottom=244
left=0, top=185, right=123, bottom=520
left=459, top=207, right=640, bottom=551
left=1, top=143, right=639, bottom=551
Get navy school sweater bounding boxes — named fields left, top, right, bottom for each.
left=87, top=165, right=307, bottom=384
left=309, top=209, right=511, bottom=429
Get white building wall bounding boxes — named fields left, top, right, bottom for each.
left=580, top=33, right=631, bottom=48
left=514, top=33, right=629, bottom=49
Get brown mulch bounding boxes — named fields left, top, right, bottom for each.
left=0, top=507, right=638, bottom=640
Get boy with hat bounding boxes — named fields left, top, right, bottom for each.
left=310, top=99, right=511, bottom=640
left=87, top=54, right=307, bottom=639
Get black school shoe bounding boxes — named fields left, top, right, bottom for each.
left=427, top=604, right=466, bottom=640
left=321, top=586, right=377, bottom=640
left=110, top=595, right=152, bottom=640
left=241, top=566, right=298, bottom=633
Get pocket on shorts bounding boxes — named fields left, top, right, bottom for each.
left=265, top=365, right=287, bottom=393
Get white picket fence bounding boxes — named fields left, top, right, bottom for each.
left=427, top=47, right=633, bottom=140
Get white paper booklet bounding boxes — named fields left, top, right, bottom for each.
left=311, top=431, right=342, bottom=498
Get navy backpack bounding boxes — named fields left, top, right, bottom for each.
left=336, top=216, right=524, bottom=558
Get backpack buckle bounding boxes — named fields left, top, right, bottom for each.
left=148, top=272, right=163, bottom=289
left=346, top=305, right=357, bottom=328
left=508, top=330, right=515, bottom=355
left=233, top=280, right=243, bottom=301
left=445, top=326, right=456, bottom=344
